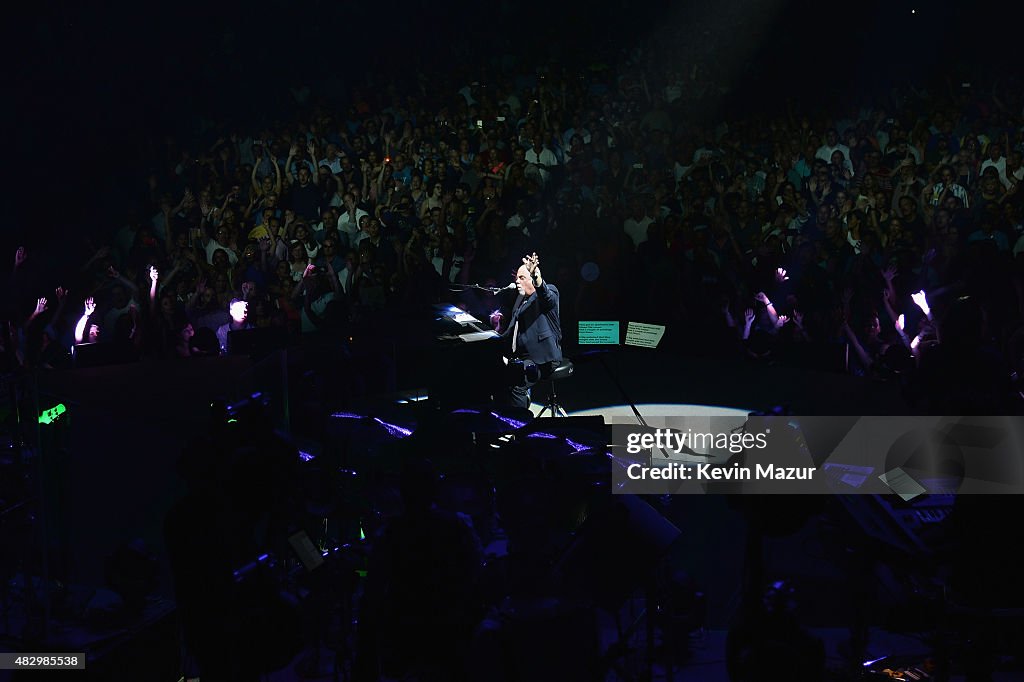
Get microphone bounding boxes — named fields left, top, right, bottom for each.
left=491, top=282, right=516, bottom=294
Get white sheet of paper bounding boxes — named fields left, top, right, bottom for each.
left=625, top=322, right=666, bottom=348
left=459, top=330, right=498, bottom=342
left=879, top=467, right=927, bottom=501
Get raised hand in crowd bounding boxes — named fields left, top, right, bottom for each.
left=741, top=308, right=755, bottom=340
left=148, top=266, right=159, bottom=311
left=75, top=298, right=97, bottom=345
left=31, top=297, right=48, bottom=320
left=48, top=287, right=70, bottom=327
left=721, top=299, right=736, bottom=328
left=911, top=290, right=931, bottom=319
left=755, top=291, right=778, bottom=325
left=791, top=310, right=810, bottom=341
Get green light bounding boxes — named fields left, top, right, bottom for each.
left=359, top=524, right=366, bottom=541
left=38, top=404, right=67, bottom=425
left=227, top=418, right=238, bottom=423
left=355, top=570, right=368, bottom=578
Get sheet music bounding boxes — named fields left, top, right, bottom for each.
left=459, top=330, right=499, bottom=342
left=453, top=312, right=479, bottom=324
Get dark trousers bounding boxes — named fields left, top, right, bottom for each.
left=506, top=359, right=554, bottom=409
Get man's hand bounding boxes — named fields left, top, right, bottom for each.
left=84, top=297, right=96, bottom=316
left=896, top=314, right=905, bottom=333
left=792, top=310, right=804, bottom=328
left=149, top=266, right=159, bottom=283
left=34, top=297, right=48, bottom=316
left=523, top=253, right=540, bottom=272
left=241, top=281, right=255, bottom=298
left=911, top=290, right=930, bottom=317
left=754, top=291, right=771, bottom=306
left=303, top=263, right=317, bottom=279
left=14, top=246, right=26, bottom=267
left=776, top=314, right=789, bottom=328
left=743, top=308, right=755, bottom=325
left=523, top=252, right=542, bottom=286
left=55, top=287, right=68, bottom=303
left=882, top=264, right=898, bottom=282
left=775, top=267, right=789, bottom=283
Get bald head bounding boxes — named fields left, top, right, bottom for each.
left=516, top=264, right=535, bottom=296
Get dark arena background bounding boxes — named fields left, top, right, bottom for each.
left=3, top=0, right=1024, bottom=680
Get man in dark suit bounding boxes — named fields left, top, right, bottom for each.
left=502, top=252, right=562, bottom=408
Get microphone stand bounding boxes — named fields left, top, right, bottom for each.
left=449, top=283, right=511, bottom=294
left=589, top=351, right=705, bottom=479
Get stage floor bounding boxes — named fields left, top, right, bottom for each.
left=389, top=345, right=910, bottom=420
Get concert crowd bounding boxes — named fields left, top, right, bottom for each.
left=5, top=5, right=1024, bottom=681
left=5, top=16, right=1024, bottom=416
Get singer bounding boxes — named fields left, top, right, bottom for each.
left=500, top=252, right=563, bottom=409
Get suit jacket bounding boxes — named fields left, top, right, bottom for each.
left=503, top=282, right=562, bottom=365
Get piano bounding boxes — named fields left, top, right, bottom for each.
left=426, top=303, right=504, bottom=410
left=433, top=303, right=501, bottom=344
